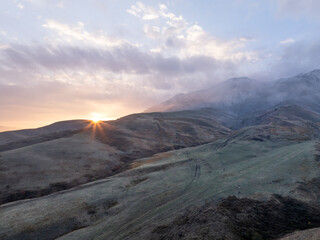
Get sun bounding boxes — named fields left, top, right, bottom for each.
left=88, top=112, right=114, bottom=123
left=91, top=117, right=101, bottom=123
left=89, top=112, right=105, bottom=123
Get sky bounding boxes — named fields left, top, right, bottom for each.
left=1, top=0, right=320, bottom=130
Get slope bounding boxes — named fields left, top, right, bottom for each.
left=0, top=108, right=231, bottom=204
left=0, top=120, right=91, bottom=145
left=1, top=125, right=320, bottom=240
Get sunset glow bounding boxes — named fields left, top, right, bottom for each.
left=1, top=1, right=320, bottom=130
left=89, top=112, right=107, bottom=124
left=91, top=118, right=101, bottom=123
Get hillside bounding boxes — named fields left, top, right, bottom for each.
left=1, top=123, right=320, bottom=239
left=0, top=108, right=231, bottom=204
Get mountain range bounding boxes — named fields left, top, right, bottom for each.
left=1, top=69, right=320, bottom=239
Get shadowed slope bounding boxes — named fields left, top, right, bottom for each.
left=0, top=120, right=91, bottom=145
left=0, top=109, right=231, bottom=204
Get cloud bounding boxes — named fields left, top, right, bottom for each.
left=0, top=44, right=9, bottom=49
left=127, top=2, right=159, bottom=20
left=0, top=42, right=238, bottom=88
left=17, top=3, right=24, bottom=9
left=280, top=38, right=295, bottom=44
left=182, top=25, right=258, bottom=61
left=268, top=40, right=320, bottom=78
left=0, top=10, right=254, bottom=90
left=128, top=2, right=186, bottom=22
left=276, top=0, right=320, bottom=19
left=42, top=20, right=125, bottom=48
left=57, top=1, right=65, bottom=8
left=130, top=3, right=257, bottom=62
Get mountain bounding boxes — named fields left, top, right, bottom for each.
left=272, top=69, right=320, bottom=111
left=146, top=77, right=264, bottom=113
left=147, top=69, right=320, bottom=115
left=1, top=69, right=320, bottom=240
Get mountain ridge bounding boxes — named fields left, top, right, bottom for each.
left=147, top=69, right=320, bottom=115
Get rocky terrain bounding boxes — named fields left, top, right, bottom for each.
left=1, top=69, right=320, bottom=239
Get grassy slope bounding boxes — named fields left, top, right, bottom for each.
left=0, top=131, right=318, bottom=240
left=0, top=109, right=231, bottom=204
left=0, top=132, right=122, bottom=203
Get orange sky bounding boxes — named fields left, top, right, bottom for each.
left=0, top=103, right=145, bottom=131
left=1, top=1, right=320, bottom=131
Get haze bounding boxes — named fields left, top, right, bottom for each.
left=1, top=0, right=320, bottom=129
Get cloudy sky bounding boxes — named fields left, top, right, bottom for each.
left=1, top=0, right=320, bottom=130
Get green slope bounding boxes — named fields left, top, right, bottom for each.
left=1, top=130, right=319, bottom=240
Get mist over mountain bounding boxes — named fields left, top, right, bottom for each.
left=147, top=69, right=320, bottom=115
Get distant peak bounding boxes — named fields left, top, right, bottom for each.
left=299, top=69, right=320, bottom=78
left=220, top=77, right=259, bottom=89
left=220, top=77, right=255, bottom=85
left=309, top=69, right=320, bottom=76
left=227, top=77, right=253, bottom=82
left=310, top=69, right=320, bottom=73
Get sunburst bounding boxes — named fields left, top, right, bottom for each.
left=90, top=117, right=101, bottom=123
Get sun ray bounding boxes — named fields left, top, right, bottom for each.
left=83, top=117, right=110, bottom=141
